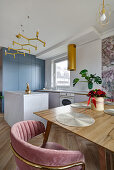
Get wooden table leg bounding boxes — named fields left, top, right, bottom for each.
left=110, top=152, right=114, bottom=170
left=42, top=121, right=52, bottom=147
left=98, top=146, right=107, bottom=170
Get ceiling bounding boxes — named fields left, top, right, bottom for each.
left=0, top=0, right=114, bottom=59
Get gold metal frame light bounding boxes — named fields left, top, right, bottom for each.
left=97, top=0, right=111, bottom=26
left=13, top=41, right=37, bottom=51
left=5, top=30, right=46, bottom=59
left=16, top=31, right=46, bottom=47
left=5, top=49, right=25, bottom=59
left=8, top=46, right=30, bottom=54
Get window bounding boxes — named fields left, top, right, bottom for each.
left=54, top=59, right=70, bottom=87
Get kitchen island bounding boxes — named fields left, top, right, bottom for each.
left=4, top=91, right=49, bottom=126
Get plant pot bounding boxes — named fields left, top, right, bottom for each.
left=91, top=97, right=104, bottom=111
left=88, top=82, right=93, bottom=90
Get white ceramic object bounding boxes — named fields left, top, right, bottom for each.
left=56, top=112, right=95, bottom=127
left=70, top=103, right=90, bottom=108
left=91, top=97, right=104, bottom=111
left=104, top=109, right=114, bottom=116
left=104, top=101, right=114, bottom=105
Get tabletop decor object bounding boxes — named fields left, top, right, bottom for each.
left=71, top=103, right=90, bottom=108
left=73, top=69, right=102, bottom=90
left=25, top=83, right=31, bottom=94
left=56, top=112, right=95, bottom=127
left=87, top=89, right=106, bottom=111
left=104, top=101, right=114, bottom=105
left=104, top=109, right=114, bottom=116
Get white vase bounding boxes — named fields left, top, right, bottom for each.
left=91, top=97, right=104, bottom=111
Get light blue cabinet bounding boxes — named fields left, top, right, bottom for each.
left=31, top=57, right=36, bottom=90
left=3, top=60, right=19, bottom=91
left=1, top=47, right=45, bottom=112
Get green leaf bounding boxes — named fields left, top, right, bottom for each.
left=90, top=74, right=96, bottom=79
left=80, top=69, right=88, bottom=78
left=94, top=76, right=102, bottom=84
left=85, top=76, right=89, bottom=80
left=73, top=78, right=79, bottom=86
left=81, top=73, right=86, bottom=77
left=72, top=69, right=102, bottom=88
left=80, top=69, right=88, bottom=74
left=0, top=96, right=3, bottom=99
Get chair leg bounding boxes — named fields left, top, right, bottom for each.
left=82, top=163, right=85, bottom=170
left=110, top=152, right=114, bottom=170
left=98, top=146, right=106, bottom=170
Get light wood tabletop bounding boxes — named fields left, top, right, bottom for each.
left=34, top=103, right=114, bottom=170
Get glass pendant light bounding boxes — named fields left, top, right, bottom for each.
left=97, top=0, right=111, bottom=26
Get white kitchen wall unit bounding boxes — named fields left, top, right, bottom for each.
left=49, top=92, right=60, bottom=108
left=4, top=91, right=49, bottom=126
left=37, top=90, right=89, bottom=108
left=74, top=94, right=88, bottom=103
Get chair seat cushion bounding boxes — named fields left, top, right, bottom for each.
left=42, top=142, right=84, bottom=170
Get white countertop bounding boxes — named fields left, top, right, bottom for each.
left=5, top=91, right=48, bottom=96
left=5, top=90, right=89, bottom=95
left=38, top=89, right=88, bottom=95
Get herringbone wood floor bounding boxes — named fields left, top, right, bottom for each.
left=0, top=114, right=113, bottom=170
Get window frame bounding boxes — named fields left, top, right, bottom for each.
left=53, top=57, right=70, bottom=88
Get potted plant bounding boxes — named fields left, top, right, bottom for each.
left=87, top=89, right=106, bottom=111
left=73, top=69, right=102, bottom=90
left=0, top=96, right=3, bottom=99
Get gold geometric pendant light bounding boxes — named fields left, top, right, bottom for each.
left=97, top=0, right=111, bottom=26
left=5, top=49, right=25, bottom=59
left=5, top=15, right=46, bottom=59
left=5, top=31, right=46, bottom=59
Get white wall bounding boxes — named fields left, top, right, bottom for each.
left=45, top=39, right=102, bottom=91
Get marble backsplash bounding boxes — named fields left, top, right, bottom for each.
left=102, top=36, right=114, bottom=101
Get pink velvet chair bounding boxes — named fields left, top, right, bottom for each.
left=10, top=120, right=85, bottom=170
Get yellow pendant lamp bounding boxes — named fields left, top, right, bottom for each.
left=68, top=44, right=76, bottom=71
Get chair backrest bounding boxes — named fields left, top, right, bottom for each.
left=11, top=120, right=45, bottom=142
left=10, top=120, right=84, bottom=170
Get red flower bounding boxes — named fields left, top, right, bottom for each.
left=87, top=89, right=106, bottom=97
left=87, top=89, right=106, bottom=107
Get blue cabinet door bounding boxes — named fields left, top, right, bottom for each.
left=35, top=59, right=45, bottom=89
left=18, top=55, right=32, bottom=91
left=3, top=60, right=19, bottom=92
left=31, top=57, right=36, bottom=90
left=36, top=60, right=41, bottom=89
left=40, top=60, right=45, bottom=89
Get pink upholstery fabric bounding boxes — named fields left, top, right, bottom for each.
left=10, top=120, right=85, bottom=170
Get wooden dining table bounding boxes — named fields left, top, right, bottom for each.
left=34, top=103, right=114, bottom=170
